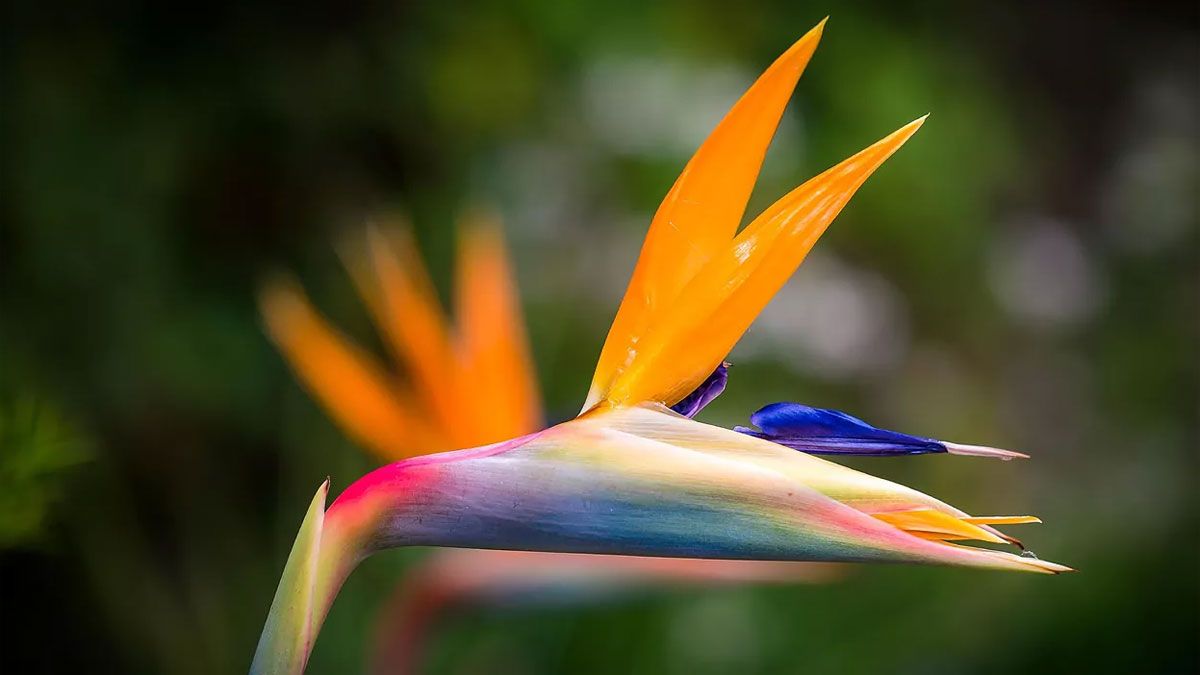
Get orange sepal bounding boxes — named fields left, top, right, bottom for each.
left=872, top=508, right=1007, bottom=544
left=601, top=117, right=926, bottom=408
left=341, top=225, right=465, bottom=442
left=455, top=211, right=544, bottom=442
left=585, top=20, right=827, bottom=410
left=259, top=278, right=444, bottom=460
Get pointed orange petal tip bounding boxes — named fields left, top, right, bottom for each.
left=862, top=115, right=927, bottom=160
left=808, top=17, right=828, bottom=48
left=887, top=114, right=927, bottom=147
left=784, top=17, right=827, bottom=66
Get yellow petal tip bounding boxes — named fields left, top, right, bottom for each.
left=964, top=515, right=1042, bottom=526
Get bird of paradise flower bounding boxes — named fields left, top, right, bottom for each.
left=261, top=212, right=839, bottom=674
left=252, top=19, right=1069, bottom=675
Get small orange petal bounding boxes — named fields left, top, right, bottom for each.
left=344, top=224, right=465, bottom=442
left=963, top=516, right=1042, bottom=526
left=585, top=20, right=826, bottom=411
left=259, top=277, right=443, bottom=460
left=873, top=508, right=1007, bottom=544
left=455, top=210, right=543, bottom=442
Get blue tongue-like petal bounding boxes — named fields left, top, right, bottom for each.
left=734, top=402, right=947, bottom=456
left=670, top=363, right=728, bottom=418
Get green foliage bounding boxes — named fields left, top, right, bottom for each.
left=0, top=398, right=91, bottom=547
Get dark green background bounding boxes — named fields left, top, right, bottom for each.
left=3, top=1, right=1197, bottom=673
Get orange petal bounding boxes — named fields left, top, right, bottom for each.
left=343, top=224, right=465, bottom=442
left=872, top=508, right=1007, bottom=544
left=963, top=516, right=1042, bottom=526
left=259, top=278, right=444, bottom=460
left=584, top=20, right=826, bottom=410
left=603, top=117, right=926, bottom=408
left=455, top=211, right=543, bottom=442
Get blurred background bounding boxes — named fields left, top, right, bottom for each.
left=3, top=1, right=1198, bottom=673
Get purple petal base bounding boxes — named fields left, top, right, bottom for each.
left=670, top=363, right=729, bottom=418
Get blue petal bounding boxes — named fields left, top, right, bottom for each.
left=734, top=402, right=946, bottom=457
left=670, top=363, right=728, bottom=418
